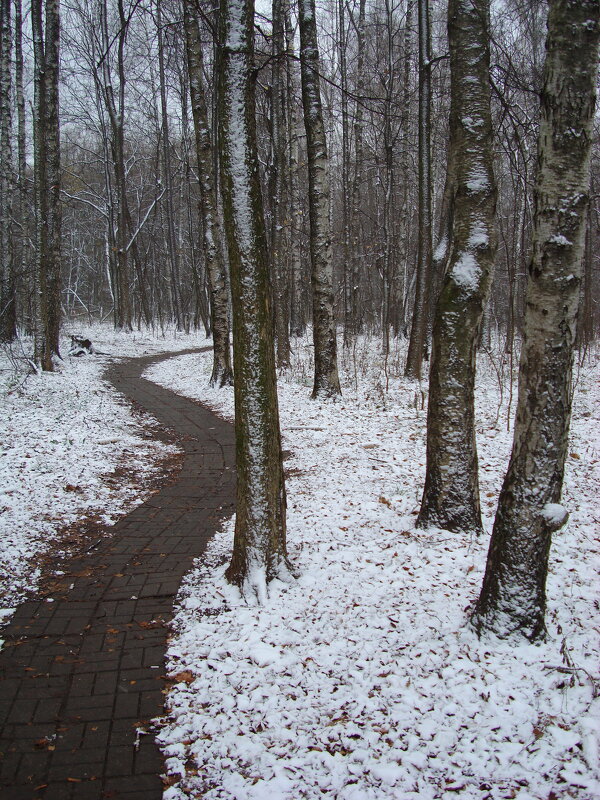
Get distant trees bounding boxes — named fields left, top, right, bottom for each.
left=0, top=0, right=598, bottom=361
left=472, top=0, right=600, bottom=640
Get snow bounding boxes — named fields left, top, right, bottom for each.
left=0, top=323, right=203, bottom=617
left=2, top=326, right=598, bottom=799
left=433, top=235, right=448, bottom=262
left=451, top=251, right=482, bottom=290
left=541, top=503, right=569, bottom=528
left=468, top=222, right=489, bottom=248
left=465, top=170, right=490, bottom=192
left=145, top=336, right=600, bottom=800
left=548, top=234, right=573, bottom=246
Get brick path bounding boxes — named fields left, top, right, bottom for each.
left=0, top=348, right=235, bottom=800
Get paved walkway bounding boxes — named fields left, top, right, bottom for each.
left=0, top=348, right=236, bottom=799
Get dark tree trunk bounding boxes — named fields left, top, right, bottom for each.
left=32, top=0, right=62, bottom=370
left=184, top=1, right=233, bottom=387
left=404, top=0, right=432, bottom=380
left=270, top=0, right=291, bottom=368
left=0, top=0, right=16, bottom=342
left=156, top=0, right=183, bottom=331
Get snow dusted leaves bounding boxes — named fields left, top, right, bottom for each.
left=149, top=344, right=600, bottom=800
left=0, top=326, right=194, bottom=612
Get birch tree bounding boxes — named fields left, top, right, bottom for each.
left=417, top=0, right=497, bottom=534
left=184, top=1, right=233, bottom=386
left=218, top=0, right=290, bottom=600
left=472, top=0, right=600, bottom=640
left=32, top=0, right=62, bottom=369
left=298, top=0, right=341, bottom=398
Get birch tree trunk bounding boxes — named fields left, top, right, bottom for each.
left=288, top=58, right=305, bottom=338
left=218, top=0, right=290, bottom=601
left=417, top=0, right=497, bottom=535
left=32, top=0, right=62, bottom=370
left=298, top=0, right=341, bottom=398
left=472, top=0, right=600, bottom=641
left=184, top=1, right=233, bottom=386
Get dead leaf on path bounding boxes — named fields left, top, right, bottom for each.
left=34, top=739, right=53, bottom=750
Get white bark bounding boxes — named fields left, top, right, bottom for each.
left=298, top=0, right=341, bottom=398
left=218, top=0, right=289, bottom=600
left=473, top=0, right=600, bottom=640
left=417, top=0, right=497, bottom=535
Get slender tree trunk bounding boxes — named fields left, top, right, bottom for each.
left=417, top=0, right=497, bottom=535
left=99, top=0, right=132, bottom=332
left=271, top=0, right=291, bottom=368
left=381, top=0, right=395, bottom=356
left=288, top=87, right=305, bottom=338
left=393, top=0, right=413, bottom=340
left=14, top=0, right=27, bottom=332
left=337, top=0, right=351, bottom=346
left=298, top=0, right=341, bottom=398
left=32, top=0, right=62, bottom=370
left=404, top=0, right=432, bottom=380
left=344, top=0, right=366, bottom=345
left=472, top=0, right=600, bottom=640
left=0, top=0, right=16, bottom=342
left=218, top=0, right=290, bottom=601
left=184, top=1, right=233, bottom=386
left=156, top=0, right=183, bottom=330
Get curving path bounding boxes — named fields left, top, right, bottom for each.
left=0, top=348, right=236, bottom=800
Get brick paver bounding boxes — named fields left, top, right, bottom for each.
left=0, top=348, right=235, bottom=799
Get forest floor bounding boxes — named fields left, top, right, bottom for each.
left=1, top=324, right=599, bottom=800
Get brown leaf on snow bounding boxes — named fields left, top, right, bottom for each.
left=166, top=670, right=195, bottom=685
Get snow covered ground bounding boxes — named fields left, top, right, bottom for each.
left=145, top=337, right=600, bottom=800
left=1, top=325, right=598, bottom=799
left=0, top=323, right=204, bottom=622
